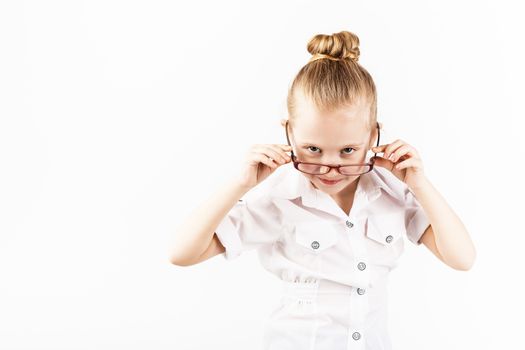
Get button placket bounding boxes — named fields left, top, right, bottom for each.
left=344, top=215, right=369, bottom=345
left=347, top=284, right=368, bottom=348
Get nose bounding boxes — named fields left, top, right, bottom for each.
left=324, top=165, right=341, bottom=177
left=319, top=155, right=340, bottom=166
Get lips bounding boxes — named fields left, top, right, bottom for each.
left=319, top=178, right=342, bottom=185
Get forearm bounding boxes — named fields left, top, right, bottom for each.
left=169, top=179, right=250, bottom=265
left=410, top=177, right=476, bottom=270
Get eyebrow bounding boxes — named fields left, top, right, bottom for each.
left=299, top=142, right=364, bottom=148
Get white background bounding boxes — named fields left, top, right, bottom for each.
left=1, top=0, right=524, bottom=349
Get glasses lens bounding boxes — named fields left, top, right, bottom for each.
left=339, top=165, right=372, bottom=175
left=297, top=163, right=329, bottom=175
left=296, top=163, right=372, bottom=175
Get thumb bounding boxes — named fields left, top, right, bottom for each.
left=371, top=155, right=394, bottom=170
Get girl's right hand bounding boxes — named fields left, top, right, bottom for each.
left=235, top=144, right=293, bottom=190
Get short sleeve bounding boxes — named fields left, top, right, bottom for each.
left=404, top=188, right=431, bottom=246
left=214, top=195, right=283, bottom=261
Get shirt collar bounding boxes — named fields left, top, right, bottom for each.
left=269, top=164, right=407, bottom=205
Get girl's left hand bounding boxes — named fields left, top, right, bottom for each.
left=370, top=139, right=427, bottom=190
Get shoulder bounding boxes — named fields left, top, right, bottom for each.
left=243, top=164, right=298, bottom=202
left=366, top=166, right=411, bottom=206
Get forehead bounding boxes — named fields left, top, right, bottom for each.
left=292, top=93, right=371, bottom=146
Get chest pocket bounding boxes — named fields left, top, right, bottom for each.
left=293, top=222, right=340, bottom=253
left=366, top=213, right=406, bottom=246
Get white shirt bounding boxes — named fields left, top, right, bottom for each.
left=215, top=163, right=430, bottom=350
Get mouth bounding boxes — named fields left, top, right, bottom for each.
left=319, top=178, right=342, bottom=185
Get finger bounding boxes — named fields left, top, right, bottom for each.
left=256, top=146, right=288, bottom=164
left=273, top=144, right=293, bottom=159
left=371, top=144, right=387, bottom=153
left=277, top=145, right=292, bottom=162
left=372, top=141, right=399, bottom=156
left=277, top=144, right=293, bottom=152
left=390, top=144, right=416, bottom=163
left=371, top=140, right=402, bottom=160
left=269, top=145, right=293, bottom=162
left=384, top=139, right=407, bottom=160
left=371, top=141, right=400, bottom=160
left=254, top=153, right=278, bottom=169
left=394, top=157, right=422, bottom=171
left=370, top=155, right=394, bottom=170
left=268, top=145, right=292, bottom=164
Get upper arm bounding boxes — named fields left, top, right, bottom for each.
left=200, top=233, right=226, bottom=262
left=418, top=224, right=446, bottom=264
left=187, top=233, right=225, bottom=266
left=214, top=195, right=283, bottom=261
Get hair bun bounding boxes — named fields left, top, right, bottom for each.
left=307, top=30, right=360, bottom=63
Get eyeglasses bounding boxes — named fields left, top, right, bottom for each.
left=284, top=120, right=380, bottom=176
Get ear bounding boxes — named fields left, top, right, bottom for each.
left=368, top=122, right=382, bottom=150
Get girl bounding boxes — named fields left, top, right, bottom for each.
left=170, top=30, right=476, bottom=350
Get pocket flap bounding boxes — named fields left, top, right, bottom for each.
left=366, top=213, right=406, bottom=245
left=293, top=222, right=340, bottom=252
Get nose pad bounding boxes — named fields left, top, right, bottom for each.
left=328, top=167, right=340, bottom=175
left=324, top=166, right=341, bottom=176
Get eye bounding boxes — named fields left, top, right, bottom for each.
left=306, top=146, right=356, bottom=155
left=342, top=147, right=355, bottom=155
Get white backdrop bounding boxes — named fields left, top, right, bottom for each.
left=1, top=0, right=524, bottom=349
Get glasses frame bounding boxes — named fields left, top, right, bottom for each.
left=284, top=120, right=381, bottom=176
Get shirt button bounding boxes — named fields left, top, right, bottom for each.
left=357, top=262, right=366, bottom=271
left=385, top=235, right=393, bottom=243
left=357, top=288, right=366, bottom=295
left=352, top=331, right=361, bottom=340
left=311, top=241, right=320, bottom=249
left=346, top=220, right=354, bottom=228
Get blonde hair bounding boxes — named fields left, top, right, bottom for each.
left=286, top=30, right=378, bottom=131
